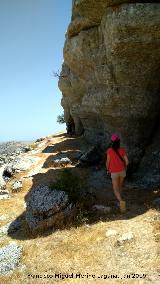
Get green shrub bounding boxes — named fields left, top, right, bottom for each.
left=75, top=208, right=89, bottom=226
left=49, top=168, right=82, bottom=203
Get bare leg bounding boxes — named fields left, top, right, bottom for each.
left=119, top=176, right=125, bottom=195
left=119, top=176, right=126, bottom=212
left=112, top=177, right=122, bottom=202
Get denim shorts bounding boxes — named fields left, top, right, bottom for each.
left=111, top=170, right=126, bottom=179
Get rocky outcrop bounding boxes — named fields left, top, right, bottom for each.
left=59, top=1, right=160, bottom=181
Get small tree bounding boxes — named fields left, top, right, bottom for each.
left=57, top=113, right=65, bottom=124
left=52, top=70, right=66, bottom=79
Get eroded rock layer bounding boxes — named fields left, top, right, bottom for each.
left=59, top=0, right=160, bottom=181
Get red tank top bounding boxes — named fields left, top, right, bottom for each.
left=106, top=147, right=126, bottom=173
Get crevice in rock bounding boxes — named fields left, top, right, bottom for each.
left=141, top=67, right=160, bottom=150
left=68, top=24, right=99, bottom=38
left=135, top=84, right=160, bottom=175
left=67, top=115, right=75, bottom=135
left=145, top=113, right=160, bottom=149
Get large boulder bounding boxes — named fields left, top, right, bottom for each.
left=59, top=1, right=160, bottom=182
left=25, top=185, right=76, bottom=234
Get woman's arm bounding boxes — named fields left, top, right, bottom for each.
left=123, top=155, right=129, bottom=167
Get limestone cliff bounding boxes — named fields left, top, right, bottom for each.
left=58, top=0, right=160, bottom=183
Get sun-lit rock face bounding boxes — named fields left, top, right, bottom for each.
left=59, top=0, right=160, bottom=179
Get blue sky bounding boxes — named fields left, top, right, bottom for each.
left=0, top=0, right=72, bottom=141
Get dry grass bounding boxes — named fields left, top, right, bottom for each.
left=0, top=132, right=160, bottom=284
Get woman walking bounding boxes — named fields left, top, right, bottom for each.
left=106, top=133, right=129, bottom=212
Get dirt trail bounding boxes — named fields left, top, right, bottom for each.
left=0, top=132, right=159, bottom=284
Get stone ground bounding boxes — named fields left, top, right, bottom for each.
left=0, top=131, right=159, bottom=284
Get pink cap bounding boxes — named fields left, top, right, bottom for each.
left=111, top=133, right=120, bottom=142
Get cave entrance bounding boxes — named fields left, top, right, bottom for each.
left=66, top=115, right=75, bottom=135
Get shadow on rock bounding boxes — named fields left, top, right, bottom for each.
left=42, top=134, right=89, bottom=154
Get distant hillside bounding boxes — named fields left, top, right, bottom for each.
left=0, top=141, right=33, bottom=155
